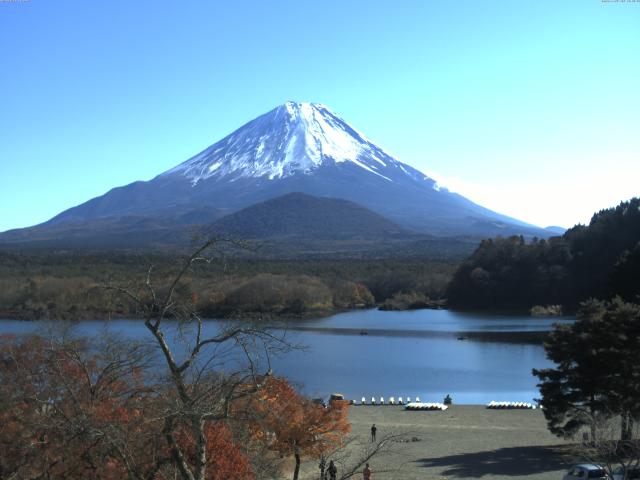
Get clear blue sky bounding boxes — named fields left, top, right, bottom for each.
left=1, top=0, right=638, bottom=232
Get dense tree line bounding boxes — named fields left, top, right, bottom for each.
left=0, top=253, right=455, bottom=320
left=447, top=198, right=640, bottom=311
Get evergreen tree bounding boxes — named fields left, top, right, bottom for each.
left=533, top=299, right=640, bottom=440
left=448, top=197, right=640, bottom=311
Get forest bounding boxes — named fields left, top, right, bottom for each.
left=447, top=197, right=640, bottom=312
left=2, top=197, right=638, bottom=319
left=0, top=252, right=456, bottom=320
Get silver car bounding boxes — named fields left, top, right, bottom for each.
left=563, top=464, right=608, bottom=480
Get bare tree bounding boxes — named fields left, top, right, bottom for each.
left=107, top=238, right=291, bottom=480
left=573, top=412, right=640, bottom=480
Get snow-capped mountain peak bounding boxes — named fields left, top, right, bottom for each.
left=164, top=101, right=421, bottom=185
left=3, top=101, right=552, bottom=245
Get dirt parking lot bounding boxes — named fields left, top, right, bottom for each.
left=298, top=405, right=575, bottom=480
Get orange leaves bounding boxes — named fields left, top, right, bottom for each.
left=205, top=422, right=254, bottom=479
left=0, top=334, right=261, bottom=479
left=0, top=335, right=160, bottom=479
left=0, top=336, right=350, bottom=480
left=248, top=377, right=351, bottom=458
left=174, top=421, right=254, bottom=480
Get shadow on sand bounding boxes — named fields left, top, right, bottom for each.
left=415, top=444, right=571, bottom=477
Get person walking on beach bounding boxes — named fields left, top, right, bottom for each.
left=363, top=463, right=372, bottom=480
left=328, top=460, right=337, bottom=480
left=370, top=424, right=377, bottom=442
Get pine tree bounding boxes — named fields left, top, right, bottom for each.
left=533, top=299, right=640, bottom=441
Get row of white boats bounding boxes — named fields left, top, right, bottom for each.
left=356, top=396, right=424, bottom=405
left=405, top=402, right=449, bottom=411
left=348, top=397, right=536, bottom=410
left=486, top=401, right=537, bottom=409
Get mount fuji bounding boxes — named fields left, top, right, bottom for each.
left=1, top=102, right=549, bottom=252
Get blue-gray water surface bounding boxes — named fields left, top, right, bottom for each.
left=0, top=309, right=571, bottom=404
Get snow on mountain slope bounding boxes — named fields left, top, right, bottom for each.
left=163, top=102, right=429, bottom=186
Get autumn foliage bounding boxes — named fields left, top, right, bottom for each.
left=0, top=333, right=168, bottom=479
left=248, top=377, right=351, bottom=456
left=0, top=334, right=350, bottom=480
left=238, top=377, right=350, bottom=479
left=174, top=421, right=254, bottom=480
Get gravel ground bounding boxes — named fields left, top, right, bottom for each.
left=298, top=405, right=575, bottom=480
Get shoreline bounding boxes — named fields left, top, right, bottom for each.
left=0, top=304, right=554, bottom=322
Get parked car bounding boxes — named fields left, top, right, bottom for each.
left=563, top=464, right=609, bottom=480
left=613, top=466, right=640, bottom=480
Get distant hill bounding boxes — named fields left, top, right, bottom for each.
left=211, top=192, right=408, bottom=239
left=447, top=197, right=640, bottom=311
left=544, top=226, right=566, bottom=235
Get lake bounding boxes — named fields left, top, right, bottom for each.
left=0, top=309, right=571, bottom=404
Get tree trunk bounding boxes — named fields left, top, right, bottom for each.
left=590, top=402, right=597, bottom=442
left=194, top=417, right=207, bottom=480
left=620, top=411, right=632, bottom=441
left=292, top=453, right=300, bottom=480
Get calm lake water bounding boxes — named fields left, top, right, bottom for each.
left=0, top=309, right=571, bottom=404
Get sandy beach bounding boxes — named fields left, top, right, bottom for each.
left=299, top=405, right=574, bottom=480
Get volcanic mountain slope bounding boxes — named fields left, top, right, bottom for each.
left=0, top=102, right=550, bottom=251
